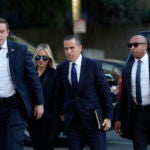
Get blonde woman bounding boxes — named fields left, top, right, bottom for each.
left=28, top=44, right=61, bottom=150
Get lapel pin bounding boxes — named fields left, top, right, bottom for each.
left=11, top=49, right=15, bottom=52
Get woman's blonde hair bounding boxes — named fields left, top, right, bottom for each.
left=34, top=43, right=56, bottom=69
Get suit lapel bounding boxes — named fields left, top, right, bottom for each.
left=78, top=57, right=87, bottom=91
left=148, top=53, right=150, bottom=78
left=63, top=61, right=71, bottom=87
left=126, top=60, right=134, bottom=102
left=7, top=41, right=16, bottom=76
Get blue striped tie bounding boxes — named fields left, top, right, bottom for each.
left=71, top=63, right=78, bottom=92
left=136, top=60, right=142, bottom=105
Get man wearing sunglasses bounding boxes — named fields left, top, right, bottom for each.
left=0, top=18, right=44, bottom=150
left=114, top=35, right=150, bottom=150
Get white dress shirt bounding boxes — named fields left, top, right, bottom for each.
left=68, top=54, right=82, bottom=84
left=0, top=41, right=15, bottom=97
left=131, top=53, right=150, bottom=105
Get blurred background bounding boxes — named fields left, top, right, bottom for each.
left=1, top=0, right=150, bottom=62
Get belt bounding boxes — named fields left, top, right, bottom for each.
left=0, top=94, right=18, bottom=105
left=132, top=101, right=150, bottom=110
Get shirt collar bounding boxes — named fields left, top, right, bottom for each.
left=135, top=53, right=148, bottom=64
left=70, top=54, right=82, bottom=66
left=74, top=54, right=82, bottom=66
left=0, top=40, right=7, bottom=49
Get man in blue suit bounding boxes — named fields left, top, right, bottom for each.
left=56, top=35, right=113, bottom=150
left=0, top=18, right=44, bottom=150
left=114, top=35, right=150, bottom=150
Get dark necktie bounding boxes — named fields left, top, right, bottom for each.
left=71, top=63, right=78, bottom=92
left=136, top=60, right=142, bottom=105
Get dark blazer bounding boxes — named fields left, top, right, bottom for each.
left=116, top=53, right=150, bottom=139
left=7, top=40, right=44, bottom=117
left=56, top=56, right=113, bottom=130
left=40, top=66, right=58, bottom=119
left=28, top=66, right=61, bottom=150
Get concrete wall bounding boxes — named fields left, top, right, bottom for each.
left=83, top=24, right=150, bottom=60
left=13, top=23, right=150, bottom=62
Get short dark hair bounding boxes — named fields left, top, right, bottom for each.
left=64, top=34, right=82, bottom=46
left=0, top=18, right=9, bottom=30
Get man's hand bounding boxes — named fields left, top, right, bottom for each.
left=34, top=104, right=44, bottom=120
left=102, top=118, right=111, bottom=131
left=114, top=121, right=122, bottom=135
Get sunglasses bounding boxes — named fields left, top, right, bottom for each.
left=128, top=42, right=146, bottom=48
left=35, top=55, right=48, bottom=61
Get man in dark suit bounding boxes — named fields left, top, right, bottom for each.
left=114, top=35, right=150, bottom=150
left=0, top=18, right=44, bottom=150
left=56, top=34, right=113, bottom=150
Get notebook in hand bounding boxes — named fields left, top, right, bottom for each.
left=94, top=109, right=103, bottom=130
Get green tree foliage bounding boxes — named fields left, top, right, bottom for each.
left=82, top=0, right=139, bottom=25
left=103, top=0, right=140, bottom=23
left=142, top=9, right=150, bottom=24
left=0, top=0, right=149, bottom=28
left=3, top=0, right=71, bottom=28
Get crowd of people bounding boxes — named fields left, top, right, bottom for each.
left=0, top=17, right=150, bottom=150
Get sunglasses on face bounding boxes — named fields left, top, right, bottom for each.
left=128, top=42, right=146, bottom=48
left=35, top=55, right=48, bottom=61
